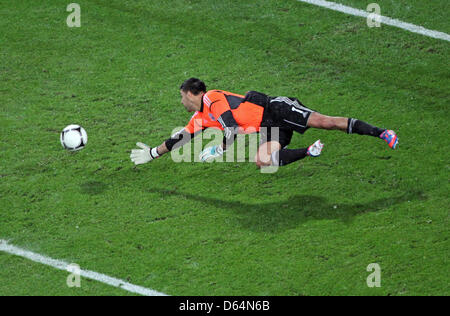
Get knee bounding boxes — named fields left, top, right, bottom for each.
left=254, top=153, right=271, bottom=168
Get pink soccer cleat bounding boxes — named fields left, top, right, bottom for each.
left=380, top=130, right=398, bottom=149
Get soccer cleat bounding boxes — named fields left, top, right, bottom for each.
left=380, top=130, right=398, bottom=149
left=307, top=140, right=324, bottom=157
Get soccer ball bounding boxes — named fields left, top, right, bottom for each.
left=60, top=124, right=88, bottom=151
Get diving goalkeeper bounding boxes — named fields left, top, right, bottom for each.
left=130, top=78, right=398, bottom=167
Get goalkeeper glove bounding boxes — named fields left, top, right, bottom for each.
left=199, top=145, right=224, bottom=162
left=130, top=142, right=160, bottom=165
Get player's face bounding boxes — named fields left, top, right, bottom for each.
left=180, top=90, right=197, bottom=112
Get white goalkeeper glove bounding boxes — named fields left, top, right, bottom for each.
left=130, top=142, right=160, bottom=165
left=199, top=145, right=224, bottom=162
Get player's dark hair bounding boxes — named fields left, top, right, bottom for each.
left=180, top=78, right=206, bottom=95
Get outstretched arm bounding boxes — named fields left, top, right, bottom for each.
left=130, top=128, right=198, bottom=165
left=156, top=142, right=169, bottom=156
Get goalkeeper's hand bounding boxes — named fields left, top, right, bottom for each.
left=199, top=145, right=224, bottom=162
left=130, top=142, right=160, bottom=165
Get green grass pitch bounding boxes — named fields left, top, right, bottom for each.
left=0, top=0, right=448, bottom=296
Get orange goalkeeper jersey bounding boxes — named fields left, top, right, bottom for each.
left=184, top=90, right=265, bottom=135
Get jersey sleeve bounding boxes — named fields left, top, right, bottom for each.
left=205, top=91, right=239, bottom=147
left=164, top=112, right=204, bottom=151
left=184, top=111, right=206, bottom=134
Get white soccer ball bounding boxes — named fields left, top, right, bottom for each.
left=60, top=124, right=88, bottom=151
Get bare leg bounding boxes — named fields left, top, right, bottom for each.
left=308, top=112, right=386, bottom=136
left=307, top=112, right=348, bottom=131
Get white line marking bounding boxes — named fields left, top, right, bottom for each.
left=0, top=239, right=168, bottom=296
left=296, top=0, right=450, bottom=42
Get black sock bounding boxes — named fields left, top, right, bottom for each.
left=272, top=148, right=308, bottom=166
left=347, top=118, right=384, bottom=137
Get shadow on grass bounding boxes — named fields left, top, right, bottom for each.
left=80, top=181, right=108, bottom=195
left=147, top=188, right=427, bottom=232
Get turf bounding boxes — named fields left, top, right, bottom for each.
left=0, top=0, right=448, bottom=296
left=334, top=0, right=450, bottom=33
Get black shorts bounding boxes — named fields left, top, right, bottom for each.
left=260, top=96, right=315, bottom=147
